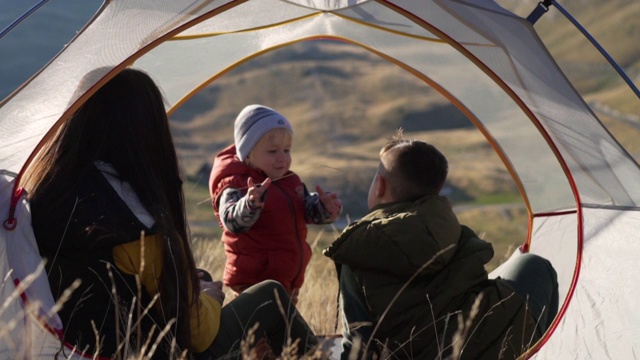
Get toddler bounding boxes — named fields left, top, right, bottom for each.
left=209, top=104, right=342, bottom=303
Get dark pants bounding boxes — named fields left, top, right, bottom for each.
left=339, top=266, right=375, bottom=360
left=198, top=280, right=317, bottom=359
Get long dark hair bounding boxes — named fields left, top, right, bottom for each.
left=24, top=68, right=199, bottom=351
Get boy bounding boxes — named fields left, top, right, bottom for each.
left=209, top=104, right=342, bottom=304
left=323, top=130, right=558, bottom=359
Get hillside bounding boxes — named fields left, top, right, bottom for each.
left=172, top=40, right=490, bottom=218
left=173, top=0, right=640, bottom=223
left=171, top=40, right=470, bottom=170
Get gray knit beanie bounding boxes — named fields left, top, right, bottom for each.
left=234, top=104, right=293, bottom=161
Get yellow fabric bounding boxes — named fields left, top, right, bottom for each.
left=113, top=234, right=163, bottom=295
left=113, top=234, right=221, bottom=352
left=192, top=293, right=222, bottom=352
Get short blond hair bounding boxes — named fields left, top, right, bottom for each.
left=247, top=128, right=293, bottom=161
left=379, top=129, right=448, bottom=201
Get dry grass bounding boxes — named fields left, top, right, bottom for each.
left=192, top=226, right=342, bottom=339
left=2, top=230, right=532, bottom=359
left=2, top=235, right=338, bottom=359
left=189, top=206, right=525, bottom=351
left=190, top=231, right=536, bottom=359
left=178, top=124, right=541, bottom=359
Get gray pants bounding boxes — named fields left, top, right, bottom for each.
left=490, top=251, right=559, bottom=336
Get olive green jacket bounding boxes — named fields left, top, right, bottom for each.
left=324, top=195, right=538, bottom=359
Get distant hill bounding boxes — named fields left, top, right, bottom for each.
left=172, top=40, right=480, bottom=217
left=171, top=40, right=471, bottom=173
left=173, top=0, right=640, bottom=178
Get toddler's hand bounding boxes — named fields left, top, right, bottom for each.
left=316, top=184, right=342, bottom=221
left=247, top=177, right=271, bottom=208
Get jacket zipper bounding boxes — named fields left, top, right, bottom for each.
left=272, top=182, right=304, bottom=287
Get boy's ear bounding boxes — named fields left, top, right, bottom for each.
left=376, top=174, right=387, bottom=198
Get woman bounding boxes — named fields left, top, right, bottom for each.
left=24, top=68, right=317, bottom=358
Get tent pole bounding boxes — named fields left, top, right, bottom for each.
left=533, top=0, right=640, bottom=99
left=0, top=0, right=52, bottom=40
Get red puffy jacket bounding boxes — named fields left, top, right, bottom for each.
left=209, top=145, right=311, bottom=291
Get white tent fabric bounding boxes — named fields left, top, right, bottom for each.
left=1, top=0, right=638, bottom=358
left=0, top=171, right=78, bottom=359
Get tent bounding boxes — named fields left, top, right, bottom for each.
left=1, top=0, right=638, bottom=358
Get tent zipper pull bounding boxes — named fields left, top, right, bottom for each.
left=3, top=187, right=24, bottom=231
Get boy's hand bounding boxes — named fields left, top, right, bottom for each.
left=247, top=177, right=271, bottom=208
left=316, top=184, right=342, bottom=221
